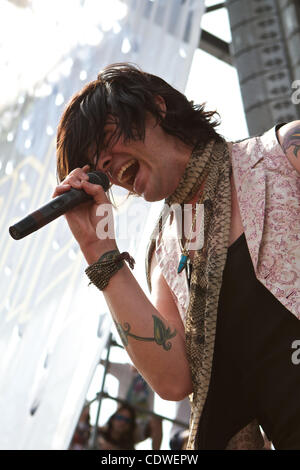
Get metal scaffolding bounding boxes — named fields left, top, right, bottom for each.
left=226, top=0, right=300, bottom=135
left=198, top=0, right=300, bottom=135
left=76, top=333, right=189, bottom=450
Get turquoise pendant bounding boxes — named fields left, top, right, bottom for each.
left=178, top=254, right=188, bottom=274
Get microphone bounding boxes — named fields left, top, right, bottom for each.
left=9, top=171, right=110, bottom=240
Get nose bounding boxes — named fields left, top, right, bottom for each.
left=96, top=152, right=113, bottom=173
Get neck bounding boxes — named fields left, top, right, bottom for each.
left=167, top=140, right=215, bottom=205
left=174, top=140, right=194, bottom=175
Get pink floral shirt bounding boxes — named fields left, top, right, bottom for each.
left=155, top=127, right=300, bottom=322
left=156, top=207, right=190, bottom=323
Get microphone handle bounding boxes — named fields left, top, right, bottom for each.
left=9, top=188, right=92, bottom=240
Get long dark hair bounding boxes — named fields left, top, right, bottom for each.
left=99, top=404, right=136, bottom=450
left=56, top=62, right=222, bottom=182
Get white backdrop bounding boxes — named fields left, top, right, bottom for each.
left=0, top=0, right=205, bottom=450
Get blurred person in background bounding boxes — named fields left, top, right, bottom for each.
left=101, top=359, right=162, bottom=450
left=69, top=404, right=91, bottom=450
left=97, top=404, right=136, bottom=450
left=169, top=397, right=190, bottom=450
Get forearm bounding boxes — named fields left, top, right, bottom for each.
left=84, top=243, right=192, bottom=401
left=105, top=266, right=192, bottom=400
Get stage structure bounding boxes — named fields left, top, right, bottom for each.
left=0, top=0, right=205, bottom=450
left=226, top=0, right=300, bottom=135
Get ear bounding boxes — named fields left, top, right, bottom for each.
left=155, top=95, right=167, bottom=116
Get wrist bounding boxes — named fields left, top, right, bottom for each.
left=85, top=250, right=135, bottom=291
left=80, top=239, right=118, bottom=265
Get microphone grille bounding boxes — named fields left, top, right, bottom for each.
left=88, top=171, right=110, bottom=192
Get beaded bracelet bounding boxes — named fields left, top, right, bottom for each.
left=85, top=249, right=135, bottom=291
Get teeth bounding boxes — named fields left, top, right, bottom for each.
left=117, top=159, right=136, bottom=183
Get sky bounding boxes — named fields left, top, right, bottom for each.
left=186, top=4, right=249, bottom=142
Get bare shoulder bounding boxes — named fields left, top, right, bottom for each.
left=276, top=120, right=300, bottom=174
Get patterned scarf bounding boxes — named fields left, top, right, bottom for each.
left=146, top=138, right=232, bottom=449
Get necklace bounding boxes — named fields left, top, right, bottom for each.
left=177, top=191, right=205, bottom=277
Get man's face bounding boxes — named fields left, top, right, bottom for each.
left=92, top=115, right=190, bottom=202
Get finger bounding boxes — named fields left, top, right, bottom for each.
left=82, top=164, right=90, bottom=173
left=81, top=180, right=108, bottom=204
left=66, top=166, right=90, bottom=182
left=52, top=183, right=71, bottom=198
left=63, top=172, right=89, bottom=189
left=75, top=165, right=90, bottom=178
left=68, top=178, right=83, bottom=189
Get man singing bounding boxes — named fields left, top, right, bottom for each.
left=53, top=63, right=300, bottom=449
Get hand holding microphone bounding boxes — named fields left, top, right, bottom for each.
left=9, top=166, right=110, bottom=242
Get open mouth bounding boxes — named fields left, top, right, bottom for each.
left=117, top=159, right=139, bottom=187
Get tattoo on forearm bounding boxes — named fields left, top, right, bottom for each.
left=282, top=126, right=300, bottom=159
left=115, top=315, right=177, bottom=351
